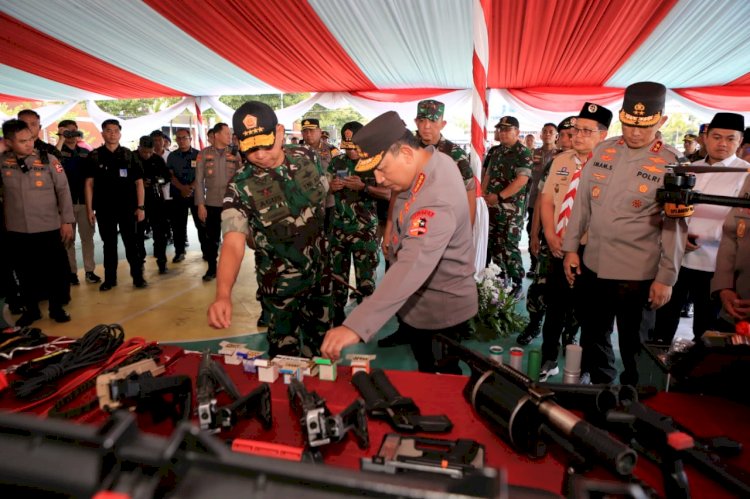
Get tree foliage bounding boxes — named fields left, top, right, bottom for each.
left=92, top=98, right=181, bottom=118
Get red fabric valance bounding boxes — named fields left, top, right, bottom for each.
left=350, top=89, right=454, bottom=102
left=508, top=87, right=624, bottom=112
left=0, top=13, right=182, bottom=99
left=674, top=86, right=750, bottom=112
left=487, top=0, right=677, bottom=88
left=145, top=0, right=375, bottom=93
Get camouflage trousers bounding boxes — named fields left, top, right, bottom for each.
left=263, top=277, right=333, bottom=358
left=487, top=206, right=525, bottom=283
left=330, top=224, right=379, bottom=325
left=526, top=243, right=550, bottom=316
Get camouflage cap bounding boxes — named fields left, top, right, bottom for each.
left=416, top=99, right=445, bottom=121
left=340, top=121, right=363, bottom=150
left=619, top=81, right=666, bottom=128
left=301, top=118, right=320, bottom=130
left=683, top=133, right=697, bottom=142
left=352, top=111, right=408, bottom=172
left=232, top=101, right=278, bottom=153
left=495, top=116, right=519, bottom=128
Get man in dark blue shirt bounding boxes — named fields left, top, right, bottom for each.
left=166, top=129, right=205, bottom=263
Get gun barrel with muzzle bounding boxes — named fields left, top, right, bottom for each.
left=434, top=335, right=636, bottom=477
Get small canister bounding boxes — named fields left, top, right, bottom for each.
left=509, top=347, right=524, bottom=372
left=527, top=349, right=541, bottom=382
left=489, top=345, right=504, bottom=365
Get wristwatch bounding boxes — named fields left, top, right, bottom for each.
left=136, top=205, right=145, bottom=211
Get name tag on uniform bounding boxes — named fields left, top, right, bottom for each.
left=119, top=168, right=128, bottom=178
left=191, top=160, right=197, bottom=168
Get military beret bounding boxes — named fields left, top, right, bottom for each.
left=352, top=111, right=409, bottom=172
left=232, top=101, right=278, bottom=153
left=301, top=118, right=320, bottom=130
left=708, top=112, right=745, bottom=133
left=558, top=116, right=576, bottom=131
left=416, top=99, right=445, bottom=121
left=683, top=133, right=697, bottom=142
left=495, top=116, right=519, bottom=128
left=619, top=81, right=666, bottom=128
left=340, top=121, right=363, bottom=150
left=577, top=102, right=613, bottom=129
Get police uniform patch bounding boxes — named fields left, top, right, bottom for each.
left=4, top=170, right=11, bottom=176
left=207, top=169, right=213, bottom=175
left=639, top=184, right=648, bottom=193
left=413, top=209, right=435, bottom=219
left=412, top=172, right=426, bottom=194
left=632, top=199, right=642, bottom=209
left=408, top=215, right=429, bottom=237
left=592, top=186, right=601, bottom=199
left=649, top=157, right=667, bottom=164
left=34, top=172, right=42, bottom=177
left=592, top=173, right=607, bottom=180
left=738, top=219, right=746, bottom=239
left=54, top=163, right=63, bottom=174
left=600, top=155, right=613, bottom=161
left=556, top=167, right=569, bottom=176
left=605, top=148, right=616, bottom=153
left=642, top=165, right=663, bottom=174
left=35, top=180, right=44, bottom=187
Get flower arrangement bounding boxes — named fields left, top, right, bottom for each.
left=467, top=263, right=528, bottom=341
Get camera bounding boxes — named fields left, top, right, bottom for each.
left=336, top=170, right=348, bottom=180
left=62, top=130, right=83, bottom=139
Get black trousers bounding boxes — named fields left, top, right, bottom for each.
left=578, top=266, right=652, bottom=385
left=541, top=254, right=582, bottom=363
left=143, top=198, right=170, bottom=265
left=204, top=206, right=223, bottom=269
left=401, top=320, right=468, bottom=374
left=653, top=266, right=719, bottom=342
left=169, top=196, right=206, bottom=257
left=7, top=230, right=70, bottom=312
left=525, top=207, right=538, bottom=271
left=97, top=210, right=143, bottom=283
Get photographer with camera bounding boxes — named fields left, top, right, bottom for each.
left=136, top=136, right=172, bottom=275
left=57, top=120, right=101, bottom=286
left=654, top=113, right=749, bottom=343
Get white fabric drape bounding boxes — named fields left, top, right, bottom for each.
left=86, top=98, right=195, bottom=144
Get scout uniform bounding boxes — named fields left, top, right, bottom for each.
left=2, top=150, right=74, bottom=320
left=86, top=144, right=145, bottom=288
left=167, top=145, right=204, bottom=261
left=562, top=82, right=687, bottom=385
left=712, top=173, right=750, bottom=327
left=342, top=112, right=477, bottom=373
left=328, top=121, right=379, bottom=324
left=223, top=102, right=332, bottom=357
left=483, top=116, right=533, bottom=286
left=195, top=144, right=242, bottom=278
left=519, top=116, right=577, bottom=347
left=537, top=103, right=613, bottom=376
left=60, top=142, right=96, bottom=280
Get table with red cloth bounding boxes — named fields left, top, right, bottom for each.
left=1, top=346, right=749, bottom=497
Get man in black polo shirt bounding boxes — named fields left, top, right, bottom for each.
left=85, top=119, right=147, bottom=291
left=167, top=129, right=205, bottom=263
left=57, top=119, right=101, bottom=285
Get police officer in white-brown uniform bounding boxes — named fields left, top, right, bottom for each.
left=321, top=111, right=478, bottom=372
left=562, top=82, right=688, bottom=385
left=1, top=119, right=74, bottom=327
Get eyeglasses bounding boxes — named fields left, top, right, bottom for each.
left=176, top=136, right=190, bottom=140
left=572, top=126, right=598, bottom=137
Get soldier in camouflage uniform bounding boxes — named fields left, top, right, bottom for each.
left=414, top=99, right=476, bottom=224
left=208, top=101, right=332, bottom=358
left=328, top=121, right=380, bottom=324
left=481, top=116, right=532, bottom=295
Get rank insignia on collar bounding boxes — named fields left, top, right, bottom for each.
left=412, top=172, right=426, bottom=194
left=650, top=141, right=663, bottom=153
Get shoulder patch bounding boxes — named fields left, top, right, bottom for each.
left=408, top=213, right=429, bottom=237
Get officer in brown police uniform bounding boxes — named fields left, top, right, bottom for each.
left=562, top=82, right=687, bottom=385
left=195, top=122, right=242, bottom=281
left=321, top=112, right=477, bottom=372
left=711, top=174, right=750, bottom=331
left=1, top=119, right=74, bottom=326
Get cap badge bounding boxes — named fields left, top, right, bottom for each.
left=344, top=130, right=353, bottom=140
left=588, top=104, right=598, bottom=113
left=242, top=114, right=257, bottom=131
left=634, top=103, right=646, bottom=116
